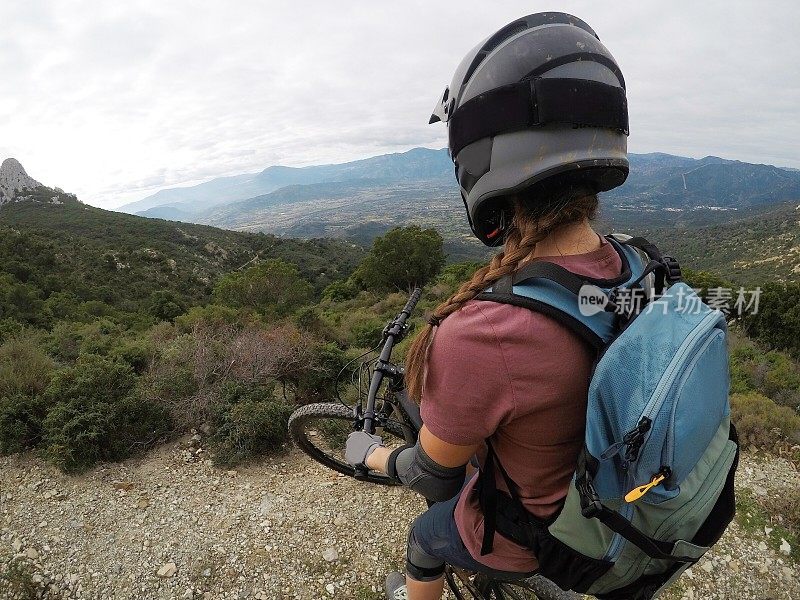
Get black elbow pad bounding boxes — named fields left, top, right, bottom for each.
left=387, top=440, right=466, bottom=502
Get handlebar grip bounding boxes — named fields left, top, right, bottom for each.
left=402, top=287, right=423, bottom=316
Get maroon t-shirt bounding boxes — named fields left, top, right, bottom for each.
left=420, top=238, right=622, bottom=572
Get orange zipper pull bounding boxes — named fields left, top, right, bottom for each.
left=625, top=470, right=668, bottom=503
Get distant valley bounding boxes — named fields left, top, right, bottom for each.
left=118, top=147, right=800, bottom=273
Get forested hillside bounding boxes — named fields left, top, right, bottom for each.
left=0, top=192, right=363, bottom=329
left=640, top=203, right=800, bottom=284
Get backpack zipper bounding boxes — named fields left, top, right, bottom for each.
left=631, top=310, right=721, bottom=478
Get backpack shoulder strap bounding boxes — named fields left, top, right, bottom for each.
left=476, top=236, right=646, bottom=350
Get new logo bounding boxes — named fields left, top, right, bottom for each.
left=578, top=284, right=609, bottom=316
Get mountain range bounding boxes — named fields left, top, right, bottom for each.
left=121, top=148, right=800, bottom=228
left=120, top=147, right=453, bottom=216
left=113, top=147, right=800, bottom=262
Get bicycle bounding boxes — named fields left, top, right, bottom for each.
left=288, top=287, right=580, bottom=600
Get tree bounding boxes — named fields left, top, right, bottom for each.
left=741, top=282, right=800, bottom=358
left=353, top=226, right=445, bottom=291
left=148, top=290, right=184, bottom=322
left=213, top=259, right=313, bottom=317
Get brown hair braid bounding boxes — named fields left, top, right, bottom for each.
left=404, top=191, right=599, bottom=403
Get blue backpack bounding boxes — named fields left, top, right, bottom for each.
left=475, top=235, right=739, bottom=600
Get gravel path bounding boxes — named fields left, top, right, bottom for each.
left=1, top=437, right=797, bottom=599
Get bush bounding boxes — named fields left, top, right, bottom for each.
left=39, top=355, right=169, bottom=472
left=0, top=337, right=54, bottom=397
left=174, top=304, right=244, bottom=332
left=43, top=290, right=82, bottom=322
left=41, top=392, right=170, bottom=472
left=436, top=261, right=483, bottom=288
left=741, top=282, right=800, bottom=357
left=207, top=382, right=293, bottom=467
left=213, top=259, right=313, bottom=317
left=729, top=340, right=800, bottom=412
left=0, top=393, right=49, bottom=454
left=681, top=269, right=733, bottom=305
left=110, top=337, right=156, bottom=374
left=322, top=279, right=358, bottom=302
left=142, top=322, right=325, bottom=431
left=148, top=290, right=184, bottom=322
left=730, top=391, right=800, bottom=447
left=346, top=315, right=385, bottom=349
left=139, top=334, right=209, bottom=430
left=44, top=319, right=124, bottom=362
left=293, top=306, right=327, bottom=336
left=0, top=318, right=22, bottom=344
left=294, top=342, right=347, bottom=402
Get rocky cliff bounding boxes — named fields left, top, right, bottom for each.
left=0, top=158, right=43, bottom=204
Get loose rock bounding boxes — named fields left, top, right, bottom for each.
left=322, top=547, right=339, bottom=562
left=157, top=562, right=177, bottom=578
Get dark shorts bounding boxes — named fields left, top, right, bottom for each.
left=409, top=494, right=534, bottom=582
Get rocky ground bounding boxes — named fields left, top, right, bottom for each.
left=1, top=437, right=797, bottom=600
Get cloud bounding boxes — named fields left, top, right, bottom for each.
left=0, top=0, right=798, bottom=208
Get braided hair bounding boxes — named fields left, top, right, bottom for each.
left=404, top=189, right=599, bottom=403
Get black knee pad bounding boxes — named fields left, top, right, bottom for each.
left=406, top=525, right=445, bottom=582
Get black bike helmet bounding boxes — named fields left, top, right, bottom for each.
left=430, top=12, right=629, bottom=246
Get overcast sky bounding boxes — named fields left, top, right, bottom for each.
left=1, top=0, right=798, bottom=209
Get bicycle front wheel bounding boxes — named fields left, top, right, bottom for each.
left=288, top=402, right=407, bottom=486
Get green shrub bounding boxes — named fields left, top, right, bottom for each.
left=41, top=392, right=169, bottom=472
left=322, top=279, right=358, bottom=302
left=174, top=304, right=243, bottom=332
left=213, top=259, right=313, bottom=317
left=148, top=290, right=184, bottom=322
left=154, top=363, right=199, bottom=399
left=43, top=290, right=82, bottom=321
left=39, top=355, right=169, bottom=472
left=730, top=391, right=800, bottom=447
left=294, top=342, right=347, bottom=402
left=110, top=337, right=155, bottom=374
left=741, top=282, right=800, bottom=357
left=0, top=337, right=54, bottom=397
left=436, top=261, right=483, bottom=288
left=347, top=316, right=385, bottom=348
left=81, top=300, right=115, bottom=318
left=681, top=269, right=733, bottom=304
left=0, top=393, right=49, bottom=454
left=0, top=318, right=23, bottom=344
left=729, top=340, right=800, bottom=412
left=46, top=353, right=135, bottom=403
left=207, top=382, right=292, bottom=467
left=44, top=319, right=124, bottom=362
left=293, top=305, right=327, bottom=336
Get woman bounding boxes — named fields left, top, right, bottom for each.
left=346, top=12, right=630, bottom=600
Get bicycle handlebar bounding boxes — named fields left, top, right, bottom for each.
left=355, top=287, right=422, bottom=479
left=401, top=287, right=423, bottom=318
